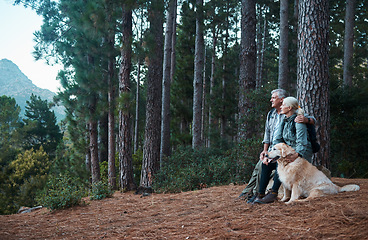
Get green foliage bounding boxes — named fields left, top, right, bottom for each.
left=170, top=1, right=195, bottom=146
left=17, top=175, right=49, bottom=208
left=9, top=147, right=49, bottom=186
left=5, top=147, right=50, bottom=210
left=36, top=174, right=87, bottom=210
left=0, top=96, right=24, bottom=214
left=22, top=94, right=62, bottom=157
left=132, top=149, right=143, bottom=185
left=0, top=95, right=23, bottom=165
left=49, top=140, right=90, bottom=183
left=238, top=87, right=275, bottom=139
left=89, top=181, right=114, bottom=200
left=99, top=158, right=119, bottom=186
left=330, top=87, right=368, bottom=178
left=153, top=144, right=260, bottom=193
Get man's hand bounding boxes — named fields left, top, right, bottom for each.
left=260, top=150, right=268, bottom=161
left=260, top=150, right=270, bottom=165
left=295, top=115, right=307, bottom=123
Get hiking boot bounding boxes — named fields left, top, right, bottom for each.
left=238, top=192, right=247, bottom=200
left=246, top=193, right=259, bottom=204
left=253, top=191, right=278, bottom=204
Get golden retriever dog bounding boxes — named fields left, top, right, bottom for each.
left=267, top=143, right=360, bottom=204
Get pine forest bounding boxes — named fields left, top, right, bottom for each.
left=1, top=0, right=368, bottom=214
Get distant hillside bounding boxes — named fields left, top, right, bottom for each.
left=0, top=59, right=65, bottom=121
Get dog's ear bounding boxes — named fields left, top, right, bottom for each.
left=280, top=145, right=287, bottom=158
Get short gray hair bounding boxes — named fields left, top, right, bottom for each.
left=271, top=89, right=286, bottom=99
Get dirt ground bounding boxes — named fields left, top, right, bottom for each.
left=1, top=177, right=367, bottom=240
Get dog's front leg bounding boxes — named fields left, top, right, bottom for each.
left=281, top=186, right=291, bottom=202
left=286, top=185, right=302, bottom=204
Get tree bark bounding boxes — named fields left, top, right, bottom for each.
left=170, top=0, right=177, bottom=85
left=208, top=29, right=217, bottom=148
left=85, top=123, right=91, bottom=174
left=99, top=115, right=108, bottom=164
left=141, top=0, right=164, bottom=188
left=343, top=0, right=356, bottom=87
left=278, top=0, right=289, bottom=90
left=259, top=16, right=267, bottom=88
left=160, top=0, right=177, bottom=163
left=297, top=0, right=329, bottom=168
left=119, top=5, right=136, bottom=191
left=134, top=61, right=141, bottom=154
left=86, top=53, right=100, bottom=184
left=201, top=47, right=206, bottom=146
left=89, top=97, right=100, bottom=184
left=192, top=0, right=204, bottom=149
left=238, top=0, right=257, bottom=141
left=107, top=0, right=116, bottom=189
left=220, top=6, right=229, bottom=140
left=256, top=5, right=262, bottom=89
left=134, top=8, right=145, bottom=154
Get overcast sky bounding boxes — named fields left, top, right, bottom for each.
left=0, top=0, right=62, bottom=93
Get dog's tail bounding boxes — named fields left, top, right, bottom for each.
left=339, top=184, right=360, bottom=192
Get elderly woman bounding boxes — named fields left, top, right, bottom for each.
left=254, top=97, right=313, bottom=204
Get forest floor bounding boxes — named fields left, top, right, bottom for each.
left=1, top=177, right=368, bottom=240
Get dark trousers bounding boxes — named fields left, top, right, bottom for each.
left=258, top=161, right=282, bottom=194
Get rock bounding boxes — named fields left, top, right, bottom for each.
left=18, top=206, right=43, bottom=214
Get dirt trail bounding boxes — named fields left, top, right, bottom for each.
left=1, top=177, right=367, bottom=239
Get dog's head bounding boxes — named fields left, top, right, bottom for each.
left=267, top=143, right=297, bottom=164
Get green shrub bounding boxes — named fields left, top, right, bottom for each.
left=132, top=149, right=143, bottom=185
left=153, top=144, right=259, bottom=193
left=90, top=181, right=114, bottom=200
left=36, top=174, right=86, bottom=210
left=330, top=87, right=368, bottom=178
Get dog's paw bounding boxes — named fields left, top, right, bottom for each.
left=285, top=200, right=296, bottom=205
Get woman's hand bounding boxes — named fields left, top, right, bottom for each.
left=285, top=152, right=299, bottom=163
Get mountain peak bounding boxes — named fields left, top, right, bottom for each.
left=0, top=58, right=65, bottom=121
left=0, top=58, right=34, bottom=86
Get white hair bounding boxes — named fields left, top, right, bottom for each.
left=283, top=97, right=304, bottom=115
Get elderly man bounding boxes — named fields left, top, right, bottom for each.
left=239, top=89, right=315, bottom=203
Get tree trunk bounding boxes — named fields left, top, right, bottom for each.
left=208, top=29, right=217, bottom=148
left=134, top=8, right=145, bottom=154
left=170, top=0, right=177, bottom=85
left=343, top=0, right=356, bottom=87
left=238, top=0, right=257, bottom=141
left=141, top=0, right=164, bottom=188
left=106, top=0, right=116, bottom=189
left=107, top=63, right=116, bottom=189
left=99, top=114, right=108, bottom=164
left=119, top=5, right=136, bottom=191
left=220, top=7, right=229, bottom=141
left=134, top=61, right=141, bottom=154
left=192, top=0, right=204, bottom=149
left=85, top=124, right=91, bottom=174
left=201, top=47, right=206, bottom=146
left=259, top=16, right=267, bottom=88
left=256, top=5, right=263, bottom=89
left=278, top=0, right=289, bottom=90
left=160, top=0, right=176, bottom=163
left=297, top=0, right=329, bottom=168
left=89, top=99, right=100, bottom=184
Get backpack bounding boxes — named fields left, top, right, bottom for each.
left=306, top=123, right=320, bottom=153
